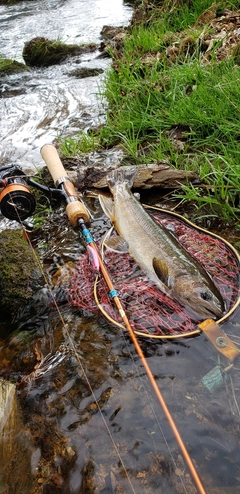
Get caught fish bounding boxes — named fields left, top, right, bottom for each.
left=99, top=167, right=224, bottom=320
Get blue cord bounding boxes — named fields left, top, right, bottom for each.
left=109, top=289, right=118, bottom=298
left=82, top=228, right=94, bottom=244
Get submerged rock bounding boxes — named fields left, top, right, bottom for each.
left=0, top=379, right=32, bottom=493
left=68, top=67, right=104, bottom=78
left=0, top=230, right=43, bottom=324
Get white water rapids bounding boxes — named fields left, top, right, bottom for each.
left=0, top=0, right=133, bottom=170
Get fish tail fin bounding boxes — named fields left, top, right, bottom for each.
left=107, top=166, right=137, bottom=192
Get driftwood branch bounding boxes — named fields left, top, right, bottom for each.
left=62, top=156, right=198, bottom=191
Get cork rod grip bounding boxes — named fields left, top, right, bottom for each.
left=40, top=144, right=90, bottom=225
left=40, top=144, right=68, bottom=185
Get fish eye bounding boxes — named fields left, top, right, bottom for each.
left=200, top=291, right=212, bottom=301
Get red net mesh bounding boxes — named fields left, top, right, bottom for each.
left=68, top=209, right=240, bottom=337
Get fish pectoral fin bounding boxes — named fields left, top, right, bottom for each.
left=152, top=257, right=169, bottom=285
left=98, top=194, right=115, bottom=221
left=104, top=235, right=129, bottom=253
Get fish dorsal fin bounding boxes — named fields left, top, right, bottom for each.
left=98, top=194, right=115, bottom=221
left=152, top=257, right=170, bottom=286
left=104, top=235, right=129, bottom=253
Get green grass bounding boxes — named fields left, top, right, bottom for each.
left=0, top=56, right=28, bottom=74
left=148, top=0, right=240, bottom=31
left=59, top=132, right=100, bottom=156
left=173, top=152, right=240, bottom=222
left=101, top=59, right=240, bottom=144
left=59, top=0, right=240, bottom=223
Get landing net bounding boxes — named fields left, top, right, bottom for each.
left=68, top=208, right=240, bottom=338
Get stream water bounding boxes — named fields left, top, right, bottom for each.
left=0, top=0, right=133, bottom=169
left=0, top=200, right=240, bottom=494
left=1, top=1, right=240, bottom=494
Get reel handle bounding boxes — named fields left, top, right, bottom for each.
left=40, top=144, right=90, bottom=225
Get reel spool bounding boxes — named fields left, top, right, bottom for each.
left=0, top=178, right=36, bottom=221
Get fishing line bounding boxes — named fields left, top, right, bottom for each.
left=29, top=255, right=189, bottom=493
left=6, top=189, right=138, bottom=494
left=96, top=239, right=192, bottom=491
left=115, top=323, right=190, bottom=494
left=38, top=144, right=209, bottom=494
left=94, top=237, right=198, bottom=491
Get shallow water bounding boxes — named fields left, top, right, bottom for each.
left=1, top=1, right=240, bottom=492
left=1, top=200, right=240, bottom=493
left=0, top=0, right=133, bottom=169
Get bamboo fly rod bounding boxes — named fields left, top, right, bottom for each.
left=40, top=144, right=207, bottom=494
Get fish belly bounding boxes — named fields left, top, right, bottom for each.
left=113, top=192, right=174, bottom=291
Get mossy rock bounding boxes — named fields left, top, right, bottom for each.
left=22, top=37, right=97, bottom=67
left=0, top=230, right=43, bottom=316
left=69, top=67, right=104, bottom=78
left=0, top=58, right=29, bottom=76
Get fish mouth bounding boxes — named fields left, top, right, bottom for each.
left=201, top=295, right=224, bottom=318
left=172, top=275, right=225, bottom=322
left=187, top=300, right=224, bottom=321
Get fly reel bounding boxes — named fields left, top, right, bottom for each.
left=0, top=177, right=36, bottom=221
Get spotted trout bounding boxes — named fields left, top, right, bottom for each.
left=99, top=166, right=224, bottom=320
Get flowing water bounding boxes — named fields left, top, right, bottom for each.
left=0, top=0, right=133, bottom=169
left=1, top=1, right=240, bottom=493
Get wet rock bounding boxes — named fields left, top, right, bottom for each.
left=68, top=67, right=104, bottom=78
left=101, top=25, right=127, bottom=40
left=0, top=58, right=29, bottom=76
left=0, top=85, right=28, bottom=98
left=0, top=229, right=44, bottom=325
left=0, top=379, right=33, bottom=493
left=22, top=37, right=97, bottom=67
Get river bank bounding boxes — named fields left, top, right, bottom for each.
left=60, top=0, right=240, bottom=232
